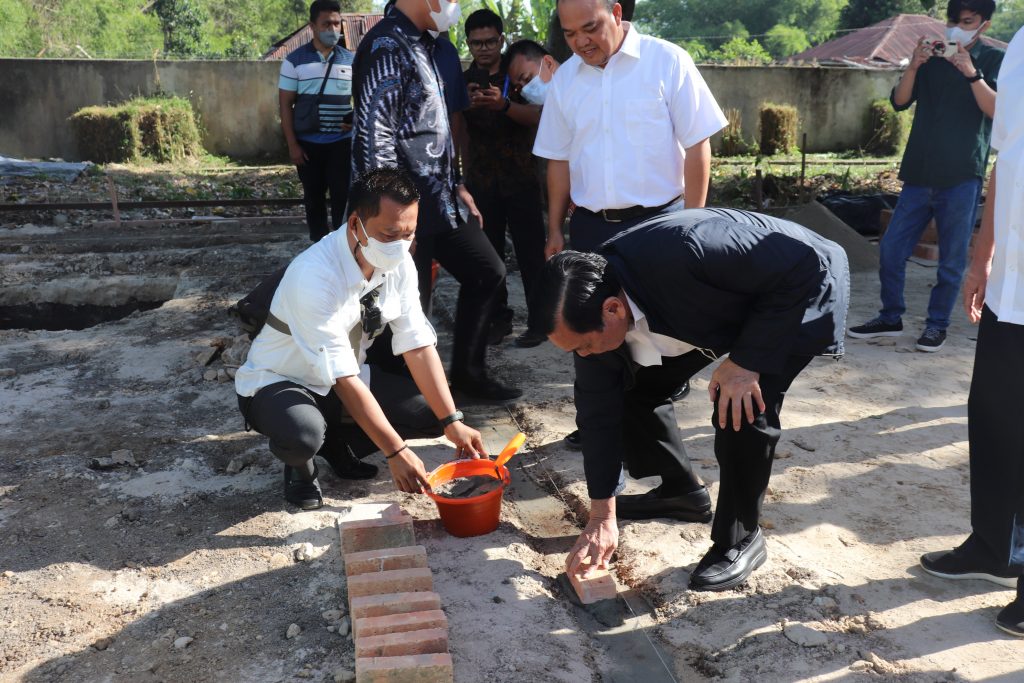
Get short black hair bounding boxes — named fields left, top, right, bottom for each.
left=309, top=0, right=341, bottom=24
left=529, top=251, right=620, bottom=336
left=505, top=39, right=550, bottom=65
left=348, top=168, right=420, bottom=220
left=465, top=9, right=503, bottom=36
left=946, top=0, right=996, bottom=22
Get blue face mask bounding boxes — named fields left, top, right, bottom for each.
left=318, top=30, right=341, bottom=48
left=521, top=74, right=550, bottom=105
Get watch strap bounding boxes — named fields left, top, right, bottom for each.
left=440, top=410, right=464, bottom=427
left=967, top=69, right=984, bottom=83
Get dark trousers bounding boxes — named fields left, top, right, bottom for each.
left=412, top=224, right=506, bottom=378
left=969, top=306, right=1024, bottom=567
left=469, top=183, right=546, bottom=318
left=238, top=369, right=442, bottom=475
left=296, top=138, right=352, bottom=242
left=595, top=348, right=813, bottom=548
left=568, top=199, right=685, bottom=253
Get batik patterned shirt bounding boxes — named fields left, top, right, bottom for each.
left=351, top=9, right=458, bottom=236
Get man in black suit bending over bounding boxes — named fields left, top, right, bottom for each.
left=532, top=208, right=850, bottom=590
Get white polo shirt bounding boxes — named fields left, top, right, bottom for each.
left=624, top=293, right=695, bottom=367
left=234, top=230, right=436, bottom=397
left=987, top=27, right=1024, bottom=326
left=533, top=22, right=726, bottom=212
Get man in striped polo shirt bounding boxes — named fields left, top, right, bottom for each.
left=279, top=0, right=355, bottom=242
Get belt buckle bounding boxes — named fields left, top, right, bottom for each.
left=600, top=209, right=622, bottom=223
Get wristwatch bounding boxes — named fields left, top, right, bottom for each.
left=967, top=69, right=984, bottom=83
left=501, top=97, right=511, bottom=113
left=440, top=410, right=464, bottom=428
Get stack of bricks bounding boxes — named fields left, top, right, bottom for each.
left=338, top=504, right=453, bottom=683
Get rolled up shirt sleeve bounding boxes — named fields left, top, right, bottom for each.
left=668, top=49, right=727, bottom=150
left=389, top=255, right=437, bottom=355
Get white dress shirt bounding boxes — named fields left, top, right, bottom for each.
left=533, top=23, right=726, bottom=211
left=624, top=293, right=695, bottom=367
left=234, top=230, right=436, bottom=397
left=987, top=27, right=1024, bottom=326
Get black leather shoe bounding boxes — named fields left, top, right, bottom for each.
left=617, top=484, right=712, bottom=522
left=513, top=329, right=547, bottom=348
left=671, top=380, right=690, bottom=402
left=564, top=429, right=582, bottom=451
left=284, top=465, right=323, bottom=510
left=996, top=597, right=1024, bottom=637
left=320, top=446, right=379, bottom=480
left=689, top=527, right=767, bottom=591
left=451, top=374, right=523, bottom=402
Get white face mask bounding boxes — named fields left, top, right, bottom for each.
left=356, top=217, right=410, bottom=272
left=425, top=0, right=460, bottom=32
left=521, top=74, right=550, bottom=105
left=946, top=24, right=981, bottom=46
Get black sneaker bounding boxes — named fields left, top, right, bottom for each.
left=848, top=317, right=903, bottom=339
left=915, top=327, right=947, bottom=352
left=920, top=539, right=1019, bottom=588
left=996, top=597, right=1024, bottom=637
left=564, top=429, right=582, bottom=451
left=451, top=373, right=523, bottom=402
left=284, top=464, right=323, bottom=510
left=320, top=445, right=378, bottom=480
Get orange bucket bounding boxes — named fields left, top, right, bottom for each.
left=425, top=458, right=511, bottom=538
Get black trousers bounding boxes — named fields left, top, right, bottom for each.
left=969, top=306, right=1024, bottom=567
left=469, top=182, right=546, bottom=319
left=238, top=368, right=442, bottom=475
left=412, top=224, right=506, bottom=378
left=589, top=348, right=813, bottom=548
left=296, top=138, right=352, bottom=242
left=568, top=199, right=685, bottom=253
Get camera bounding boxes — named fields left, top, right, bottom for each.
left=924, top=40, right=959, bottom=58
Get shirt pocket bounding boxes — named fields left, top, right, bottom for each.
left=625, top=98, right=670, bottom=147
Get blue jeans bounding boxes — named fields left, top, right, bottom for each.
left=877, top=179, right=982, bottom=331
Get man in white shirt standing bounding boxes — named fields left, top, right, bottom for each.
left=532, top=0, right=727, bottom=453
left=235, top=168, right=486, bottom=510
left=919, top=26, right=1024, bottom=636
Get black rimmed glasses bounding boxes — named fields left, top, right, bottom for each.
left=468, top=37, right=501, bottom=50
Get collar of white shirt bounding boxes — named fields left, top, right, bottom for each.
left=571, top=21, right=641, bottom=76
left=624, top=292, right=695, bottom=366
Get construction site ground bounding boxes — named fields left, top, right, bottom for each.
left=1, top=210, right=1022, bottom=682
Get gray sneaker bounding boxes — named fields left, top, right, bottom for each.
left=848, top=317, right=903, bottom=339
left=916, top=327, right=947, bottom=352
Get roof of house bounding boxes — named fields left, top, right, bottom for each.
left=789, top=14, right=1007, bottom=69
left=262, top=13, right=385, bottom=60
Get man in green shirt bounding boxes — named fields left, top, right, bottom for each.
left=848, top=0, right=1004, bottom=352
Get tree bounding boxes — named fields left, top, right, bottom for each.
left=710, top=36, right=772, bottom=64
left=763, top=24, right=810, bottom=58
left=154, top=0, right=208, bottom=56
left=988, top=1, right=1024, bottom=42
left=838, top=0, right=938, bottom=31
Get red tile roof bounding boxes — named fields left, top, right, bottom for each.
left=790, top=14, right=1006, bottom=69
left=263, top=14, right=385, bottom=60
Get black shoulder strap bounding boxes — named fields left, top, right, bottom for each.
left=315, top=49, right=338, bottom=103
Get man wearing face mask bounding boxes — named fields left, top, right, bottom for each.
left=235, top=169, right=487, bottom=510
left=506, top=40, right=561, bottom=109
left=462, top=11, right=549, bottom=349
left=278, top=0, right=355, bottom=243
left=848, top=0, right=1004, bottom=353
left=351, top=0, right=522, bottom=402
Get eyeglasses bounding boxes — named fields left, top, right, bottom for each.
left=360, top=286, right=385, bottom=340
left=468, top=37, right=501, bottom=50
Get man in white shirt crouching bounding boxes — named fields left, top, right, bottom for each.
left=235, top=168, right=486, bottom=510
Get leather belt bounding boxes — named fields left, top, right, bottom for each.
left=578, top=195, right=682, bottom=223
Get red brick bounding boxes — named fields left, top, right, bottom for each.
left=350, top=592, right=442, bottom=621
left=345, top=546, right=428, bottom=577
left=355, top=653, right=453, bottom=683
left=569, top=567, right=617, bottom=604
left=354, top=628, right=448, bottom=659
left=348, top=567, right=433, bottom=599
left=339, top=515, right=416, bottom=555
left=355, top=610, right=448, bottom=639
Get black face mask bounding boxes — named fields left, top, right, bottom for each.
left=360, top=286, right=384, bottom=340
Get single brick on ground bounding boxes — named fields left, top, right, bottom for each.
left=351, top=592, right=443, bottom=638
left=355, top=610, right=448, bottom=639
left=355, top=628, right=449, bottom=658
left=348, top=567, right=434, bottom=599
left=339, top=515, right=416, bottom=555
left=355, top=653, right=454, bottom=683
left=345, top=545, right=428, bottom=577
left=570, top=567, right=618, bottom=604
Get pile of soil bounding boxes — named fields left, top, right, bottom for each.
left=432, top=475, right=503, bottom=499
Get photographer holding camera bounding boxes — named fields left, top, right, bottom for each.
left=848, top=0, right=1004, bottom=352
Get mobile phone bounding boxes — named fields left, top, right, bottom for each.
left=467, top=67, right=491, bottom=91
left=924, top=39, right=958, bottom=58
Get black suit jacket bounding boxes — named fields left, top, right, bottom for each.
left=576, top=208, right=850, bottom=498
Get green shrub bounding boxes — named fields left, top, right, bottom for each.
left=759, top=102, right=799, bottom=155
left=865, top=99, right=911, bottom=156
left=719, top=108, right=752, bottom=156
left=70, top=96, right=203, bottom=163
